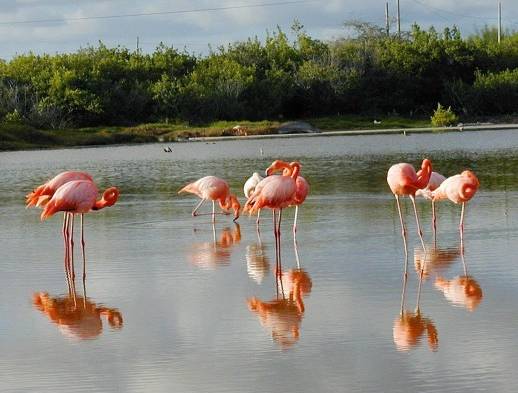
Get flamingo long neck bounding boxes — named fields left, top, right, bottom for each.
left=92, top=187, right=119, bottom=211
left=415, top=160, right=432, bottom=189
left=290, top=163, right=301, bottom=179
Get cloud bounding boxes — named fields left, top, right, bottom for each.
left=0, top=0, right=515, bottom=58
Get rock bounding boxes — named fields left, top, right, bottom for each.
left=277, top=121, right=320, bottom=134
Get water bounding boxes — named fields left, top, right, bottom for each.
left=2, top=131, right=518, bottom=392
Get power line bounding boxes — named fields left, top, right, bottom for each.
left=0, top=1, right=314, bottom=26
left=408, top=0, right=497, bottom=21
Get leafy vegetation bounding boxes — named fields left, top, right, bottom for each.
left=431, top=103, right=459, bottom=127
left=0, top=22, right=517, bottom=137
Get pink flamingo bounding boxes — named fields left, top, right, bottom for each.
left=244, top=160, right=301, bottom=272
left=416, top=171, right=446, bottom=235
left=387, top=159, right=432, bottom=254
left=266, top=163, right=309, bottom=234
left=430, top=170, right=479, bottom=244
left=41, top=180, right=120, bottom=281
left=178, top=176, right=240, bottom=223
left=27, top=171, right=95, bottom=276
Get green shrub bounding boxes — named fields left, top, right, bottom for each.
left=431, top=103, right=459, bottom=126
left=4, top=109, right=22, bottom=123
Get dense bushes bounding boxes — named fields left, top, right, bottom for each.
left=0, top=23, right=517, bottom=129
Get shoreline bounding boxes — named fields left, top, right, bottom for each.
left=3, top=123, right=518, bottom=153
left=188, top=123, right=518, bottom=142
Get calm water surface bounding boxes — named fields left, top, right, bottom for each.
left=2, top=131, right=518, bottom=392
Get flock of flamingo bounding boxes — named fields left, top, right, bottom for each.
left=25, top=157, right=480, bottom=348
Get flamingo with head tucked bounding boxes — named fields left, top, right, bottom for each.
left=387, top=159, right=432, bottom=254
left=244, top=172, right=264, bottom=224
left=430, top=170, right=479, bottom=244
left=41, top=180, right=120, bottom=280
left=178, top=176, right=240, bottom=223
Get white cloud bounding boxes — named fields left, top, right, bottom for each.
left=0, top=0, right=515, bottom=58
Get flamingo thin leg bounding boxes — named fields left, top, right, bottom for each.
left=395, top=195, right=409, bottom=266
left=192, top=199, right=205, bottom=217
left=460, top=202, right=465, bottom=247
left=409, top=195, right=426, bottom=253
left=432, top=200, right=437, bottom=243
left=69, top=214, right=75, bottom=281
left=81, top=213, right=86, bottom=283
left=293, top=205, right=299, bottom=235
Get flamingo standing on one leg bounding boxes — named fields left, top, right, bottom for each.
left=266, top=162, right=309, bottom=235
left=178, top=176, right=240, bottom=223
left=430, top=170, right=479, bottom=246
left=41, top=180, right=120, bottom=281
left=27, top=171, right=95, bottom=276
left=416, top=171, right=446, bottom=237
left=387, top=159, right=432, bottom=255
left=244, top=160, right=300, bottom=274
left=244, top=172, right=264, bottom=225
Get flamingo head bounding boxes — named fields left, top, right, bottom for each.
left=229, top=194, right=241, bottom=221
left=459, top=170, right=480, bottom=201
left=288, top=161, right=301, bottom=178
left=102, top=187, right=120, bottom=207
left=265, top=160, right=290, bottom=176
left=416, top=158, right=432, bottom=189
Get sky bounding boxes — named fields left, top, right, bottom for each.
left=0, top=0, right=516, bottom=59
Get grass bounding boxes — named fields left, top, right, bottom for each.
left=0, top=114, right=512, bottom=151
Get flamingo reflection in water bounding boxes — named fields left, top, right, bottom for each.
left=246, top=227, right=270, bottom=284
left=33, top=275, right=122, bottom=341
left=394, top=252, right=438, bottom=352
left=434, top=247, right=483, bottom=311
left=247, top=240, right=312, bottom=349
left=414, top=244, right=461, bottom=281
left=188, top=223, right=241, bottom=269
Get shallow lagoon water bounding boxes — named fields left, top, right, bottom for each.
left=2, top=131, right=518, bottom=392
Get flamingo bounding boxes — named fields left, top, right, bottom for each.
left=387, top=159, right=432, bottom=255
left=178, top=176, right=240, bottom=223
left=41, top=180, right=120, bottom=280
left=244, top=161, right=301, bottom=272
left=416, top=171, right=446, bottom=235
left=244, top=172, right=264, bottom=224
left=266, top=161, right=309, bottom=234
left=27, top=171, right=95, bottom=277
left=430, top=170, right=479, bottom=244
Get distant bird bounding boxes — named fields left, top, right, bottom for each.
left=430, top=170, right=480, bottom=242
left=164, top=146, right=173, bottom=153
left=415, top=171, right=446, bottom=233
left=244, top=172, right=264, bottom=224
left=387, top=159, right=432, bottom=253
left=41, top=180, right=120, bottom=280
left=178, top=176, right=240, bottom=223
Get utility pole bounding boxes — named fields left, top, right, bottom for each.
left=397, top=0, right=401, bottom=37
left=136, top=36, right=140, bottom=52
left=498, top=2, right=502, bottom=44
left=385, top=2, right=390, bottom=36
